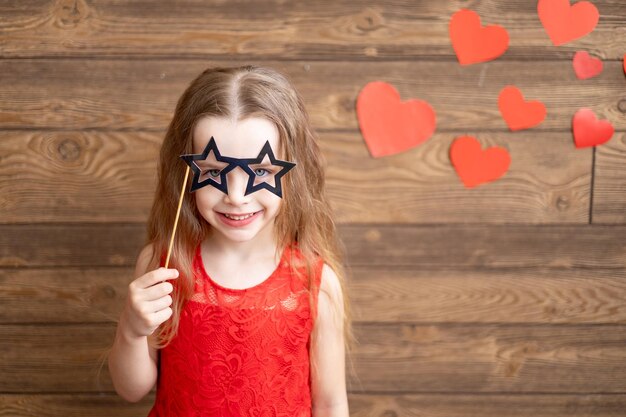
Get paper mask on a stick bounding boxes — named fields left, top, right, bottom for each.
left=180, top=137, right=296, bottom=198
left=164, top=137, right=295, bottom=268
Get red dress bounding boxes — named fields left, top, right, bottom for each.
left=147, top=244, right=323, bottom=417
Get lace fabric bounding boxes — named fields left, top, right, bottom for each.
left=147, top=244, right=322, bottom=417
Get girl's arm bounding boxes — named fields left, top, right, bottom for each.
left=310, top=264, right=350, bottom=417
left=108, top=244, right=177, bottom=402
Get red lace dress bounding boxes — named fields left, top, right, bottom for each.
left=147, top=244, right=323, bottom=417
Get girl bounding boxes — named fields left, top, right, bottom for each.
left=108, top=65, right=354, bottom=417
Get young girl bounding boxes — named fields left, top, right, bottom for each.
left=108, top=65, right=354, bottom=417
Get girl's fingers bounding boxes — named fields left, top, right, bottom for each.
left=141, top=281, right=174, bottom=302
left=145, top=295, right=173, bottom=314
left=135, top=268, right=178, bottom=289
left=149, top=307, right=173, bottom=328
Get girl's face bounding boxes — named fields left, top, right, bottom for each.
left=192, top=116, right=284, bottom=246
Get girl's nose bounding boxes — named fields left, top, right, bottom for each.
left=224, top=168, right=250, bottom=206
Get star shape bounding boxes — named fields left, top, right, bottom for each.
left=180, top=137, right=235, bottom=194
left=179, top=137, right=296, bottom=198
left=239, top=140, right=296, bottom=198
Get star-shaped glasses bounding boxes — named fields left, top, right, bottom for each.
left=180, top=137, right=296, bottom=198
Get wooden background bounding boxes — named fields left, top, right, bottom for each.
left=1, top=0, right=626, bottom=416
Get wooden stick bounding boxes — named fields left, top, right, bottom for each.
left=165, top=165, right=190, bottom=268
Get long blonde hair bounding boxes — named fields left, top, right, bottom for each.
left=145, top=65, right=356, bottom=365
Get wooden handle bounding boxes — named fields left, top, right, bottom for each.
left=165, top=165, right=190, bottom=268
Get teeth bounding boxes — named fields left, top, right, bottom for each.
left=224, top=213, right=254, bottom=220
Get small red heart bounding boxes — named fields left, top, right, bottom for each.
left=572, top=108, right=614, bottom=148
left=356, top=81, right=436, bottom=158
left=498, top=86, right=547, bottom=131
left=449, top=9, right=509, bottom=66
left=537, top=0, right=599, bottom=46
left=450, top=136, right=511, bottom=188
left=573, top=51, right=603, bottom=79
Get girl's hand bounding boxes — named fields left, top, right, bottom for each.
left=121, top=267, right=179, bottom=340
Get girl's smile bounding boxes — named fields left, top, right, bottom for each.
left=216, top=209, right=263, bottom=227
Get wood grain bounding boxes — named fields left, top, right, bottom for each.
left=2, top=267, right=626, bottom=325
left=0, top=267, right=129, bottom=324
left=2, top=323, right=625, bottom=393
left=351, top=323, right=626, bottom=393
left=1, top=0, right=625, bottom=412
left=0, top=224, right=145, bottom=267
left=1, top=60, right=625, bottom=131
left=1, top=0, right=624, bottom=59
left=0, top=394, right=154, bottom=416
left=348, top=393, right=626, bottom=417
left=2, top=224, right=625, bottom=269
left=593, top=132, right=626, bottom=224
left=0, top=130, right=596, bottom=223
left=2, top=393, right=626, bottom=417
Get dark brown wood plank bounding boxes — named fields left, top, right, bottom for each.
left=2, top=323, right=625, bottom=393
left=2, top=393, right=626, bottom=417
left=0, top=267, right=130, bottom=324
left=0, top=224, right=145, bottom=267
left=341, top=224, right=626, bottom=269
left=1, top=0, right=625, bottom=59
left=351, top=323, right=626, bottom=393
left=350, top=268, right=626, bottom=324
left=3, top=267, right=626, bottom=325
left=1, top=60, right=625, bottom=131
left=0, top=130, right=593, bottom=223
left=348, top=393, right=626, bottom=417
left=2, top=224, right=625, bottom=269
left=0, top=394, right=154, bottom=417
left=593, top=132, right=626, bottom=224
left=0, top=130, right=160, bottom=223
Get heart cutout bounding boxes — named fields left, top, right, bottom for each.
left=450, top=136, right=511, bottom=188
left=537, top=0, right=599, bottom=46
left=449, top=9, right=509, bottom=66
left=572, top=108, right=614, bottom=148
left=356, top=81, right=436, bottom=158
left=573, top=51, right=603, bottom=79
left=498, top=86, right=547, bottom=131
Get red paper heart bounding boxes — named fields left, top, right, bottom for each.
left=449, top=9, right=509, bottom=66
left=449, top=136, right=511, bottom=188
left=356, top=81, right=436, bottom=158
left=572, top=108, right=614, bottom=148
left=498, top=86, right=547, bottom=131
left=573, top=51, right=603, bottom=79
left=537, top=0, right=599, bottom=46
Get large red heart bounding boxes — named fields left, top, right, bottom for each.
left=449, top=136, right=511, bottom=188
left=356, top=81, right=436, bottom=158
left=572, top=108, right=614, bottom=148
left=498, top=86, right=547, bottom=131
left=537, top=0, right=599, bottom=46
left=573, top=51, right=603, bottom=79
left=449, top=9, right=509, bottom=66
